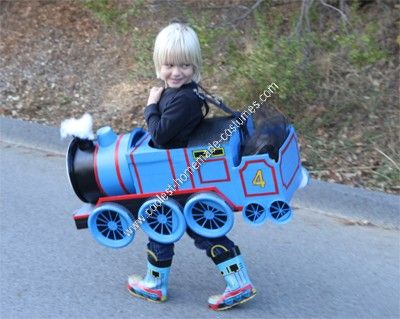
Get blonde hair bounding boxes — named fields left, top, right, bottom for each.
left=153, top=23, right=202, bottom=83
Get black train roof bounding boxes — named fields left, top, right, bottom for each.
left=187, top=116, right=236, bottom=147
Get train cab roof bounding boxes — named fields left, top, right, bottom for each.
left=188, top=116, right=244, bottom=166
left=187, top=116, right=238, bottom=147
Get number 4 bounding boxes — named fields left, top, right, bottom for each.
left=252, top=170, right=266, bottom=188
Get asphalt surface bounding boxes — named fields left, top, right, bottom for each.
left=0, top=117, right=399, bottom=319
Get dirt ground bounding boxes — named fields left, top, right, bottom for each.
left=0, top=0, right=154, bottom=130
left=0, top=0, right=242, bottom=129
left=0, top=0, right=398, bottom=194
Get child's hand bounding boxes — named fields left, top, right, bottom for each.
left=147, top=87, right=164, bottom=105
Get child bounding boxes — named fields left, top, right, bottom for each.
left=127, top=22, right=256, bottom=311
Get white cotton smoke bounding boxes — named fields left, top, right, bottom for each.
left=60, top=113, right=95, bottom=140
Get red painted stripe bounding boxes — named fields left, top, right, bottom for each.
left=239, top=159, right=279, bottom=197
left=198, top=158, right=231, bottom=184
left=166, top=149, right=179, bottom=190
left=280, top=134, right=301, bottom=190
left=73, top=214, right=89, bottom=220
left=183, top=148, right=195, bottom=188
left=97, top=186, right=242, bottom=211
left=129, top=133, right=149, bottom=194
left=127, top=283, right=162, bottom=299
left=93, top=144, right=107, bottom=196
left=211, top=284, right=254, bottom=310
left=115, top=134, right=129, bottom=194
left=239, top=164, right=248, bottom=198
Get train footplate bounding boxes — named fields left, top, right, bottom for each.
left=73, top=203, right=95, bottom=229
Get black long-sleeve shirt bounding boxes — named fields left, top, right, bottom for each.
left=144, top=81, right=204, bottom=149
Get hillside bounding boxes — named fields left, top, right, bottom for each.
left=0, top=0, right=398, bottom=193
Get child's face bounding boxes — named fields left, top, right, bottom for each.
left=160, top=63, right=194, bottom=88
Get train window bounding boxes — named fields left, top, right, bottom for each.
left=212, top=148, right=224, bottom=157
left=192, top=148, right=225, bottom=160
left=193, top=150, right=207, bottom=159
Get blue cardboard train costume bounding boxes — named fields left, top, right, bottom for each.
left=66, top=89, right=309, bottom=310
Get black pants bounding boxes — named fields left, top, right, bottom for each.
left=147, top=228, right=235, bottom=261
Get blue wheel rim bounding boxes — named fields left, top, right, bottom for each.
left=88, top=203, right=134, bottom=248
left=184, top=193, right=234, bottom=238
left=146, top=205, right=174, bottom=235
left=139, top=199, right=186, bottom=244
left=192, top=200, right=228, bottom=230
left=269, top=200, right=292, bottom=224
left=242, top=203, right=267, bottom=225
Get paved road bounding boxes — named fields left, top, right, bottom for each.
left=0, top=141, right=399, bottom=319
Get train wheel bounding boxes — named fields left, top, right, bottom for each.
left=242, top=203, right=267, bottom=226
left=269, top=200, right=292, bottom=224
left=138, top=199, right=186, bottom=244
left=184, top=193, right=234, bottom=238
left=88, top=203, right=134, bottom=248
